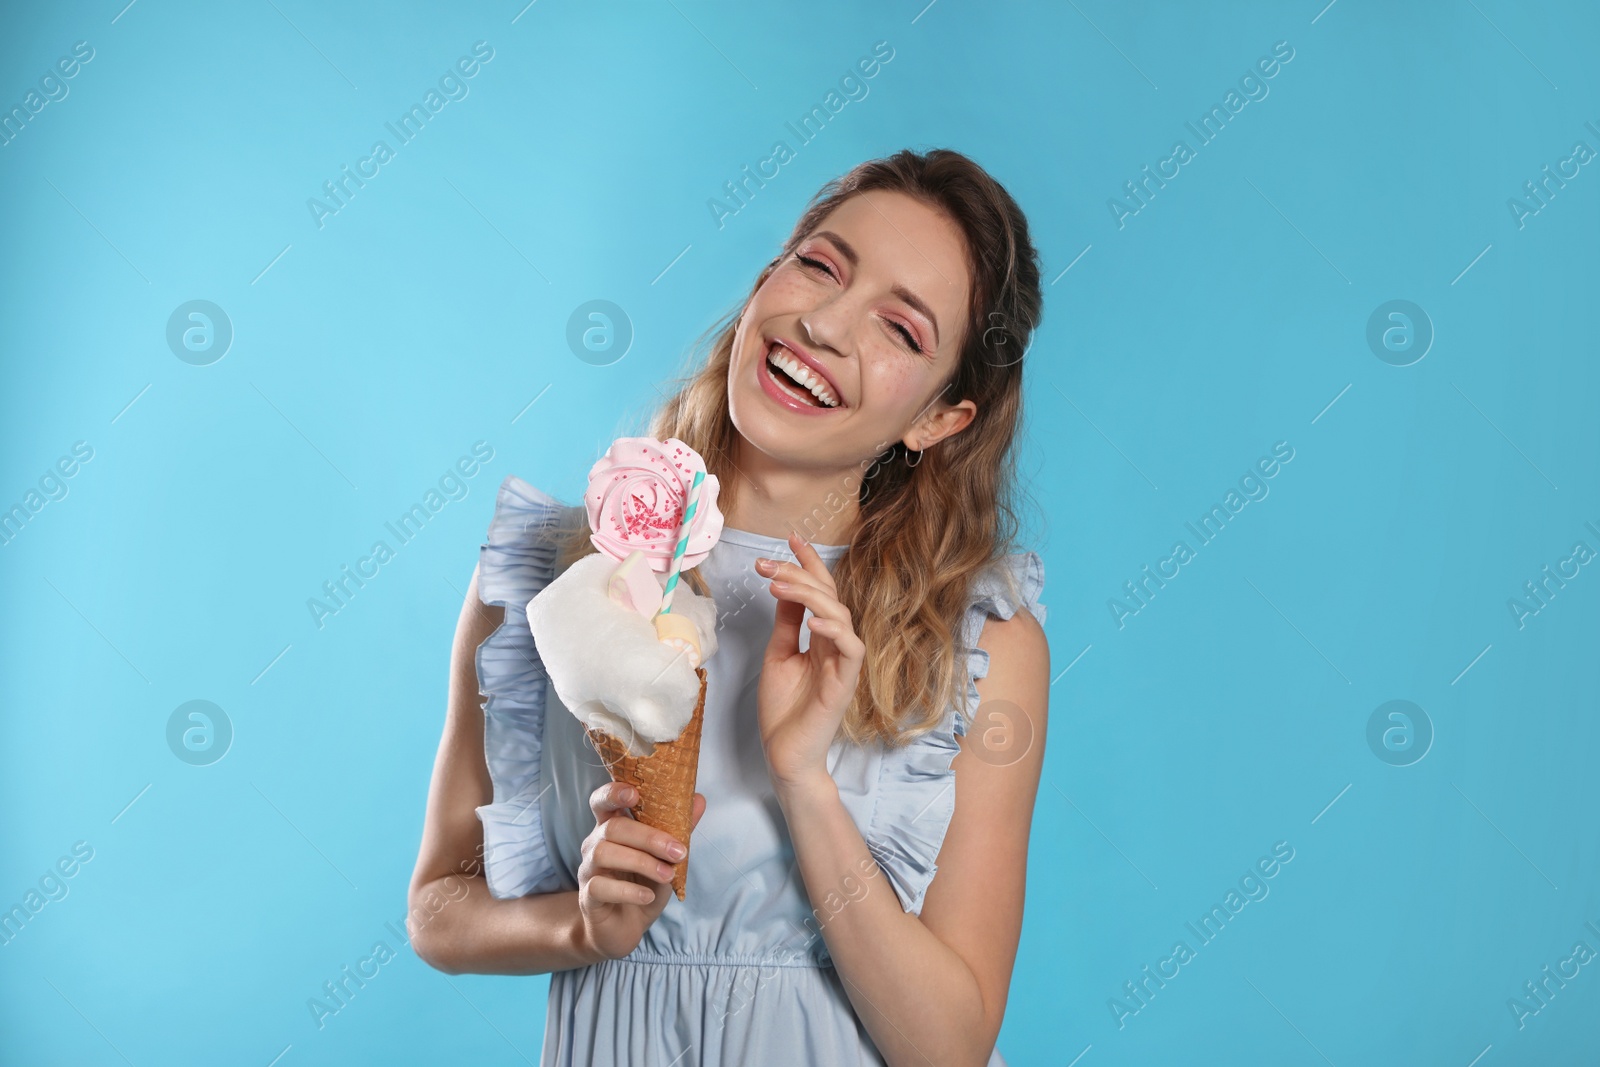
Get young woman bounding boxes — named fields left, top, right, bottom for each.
left=409, top=148, right=1050, bottom=1067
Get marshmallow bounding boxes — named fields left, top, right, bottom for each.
left=653, top=610, right=703, bottom=669
left=607, top=550, right=663, bottom=618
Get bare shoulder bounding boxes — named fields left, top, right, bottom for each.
left=953, top=602, right=1050, bottom=808
left=976, top=604, right=1049, bottom=688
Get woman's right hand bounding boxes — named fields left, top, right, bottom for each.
left=577, top=782, right=706, bottom=961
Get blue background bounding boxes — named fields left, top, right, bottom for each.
left=2, top=1, right=1596, bottom=1064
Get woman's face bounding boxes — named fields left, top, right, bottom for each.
left=728, top=190, right=976, bottom=472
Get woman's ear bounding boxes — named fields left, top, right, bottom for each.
left=904, top=398, right=977, bottom=451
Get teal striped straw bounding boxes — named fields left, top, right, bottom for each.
left=658, top=469, right=704, bottom=615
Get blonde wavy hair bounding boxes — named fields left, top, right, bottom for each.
left=558, top=148, right=1044, bottom=748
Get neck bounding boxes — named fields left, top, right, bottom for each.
left=722, top=439, right=861, bottom=547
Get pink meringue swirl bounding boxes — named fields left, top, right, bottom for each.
left=584, top=437, right=723, bottom=573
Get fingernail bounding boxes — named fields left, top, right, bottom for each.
left=666, top=841, right=686, bottom=860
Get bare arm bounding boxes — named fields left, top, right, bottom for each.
left=775, top=608, right=1051, bottom=1066
left=406, top=563, right=603, bottom=975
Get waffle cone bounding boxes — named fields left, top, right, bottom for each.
left=583, top=665, right=707, bottom=901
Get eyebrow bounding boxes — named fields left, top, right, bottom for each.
left=812, top=229, right=941, bottom=350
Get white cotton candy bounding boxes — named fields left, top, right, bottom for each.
left=525, top=552, right=719, bottom=757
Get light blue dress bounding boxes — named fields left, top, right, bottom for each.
left=474, top=474, right=1047, bottom=1067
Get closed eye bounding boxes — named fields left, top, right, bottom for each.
left=887, top=319, right=924, bottom=354
left=796, top=253, right=833, bottom=278
left=795, top=253, right=925, bottom=355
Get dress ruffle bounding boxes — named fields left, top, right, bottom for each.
left=864, top=552, right=1048, bottom=917
left=474, top=474, right=582, bottom=899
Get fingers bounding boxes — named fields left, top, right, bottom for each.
left=580, top=788, right=693, bottom=908
left=596, top=802, right=689, bottom=862
left=766, top=576, right=853, bottom=629
left=583, top=789, right=708, bottom=915
left=589, top=781, right=637, bottom=823
left=595, top=796, right=707, bottom=908
left=757, top=547, right=844, bottom=623
left=756, top=542, right=844, bottom=662
left=592, top=838, right=680, bottom=886
left=587, top=874, right=662, bottom=906
left=787, top=531, right=837, bottom=587
left=803, top=616, right=865, bottom=658
left=765, top=581, right=807, bottom=660
left=758, top=538, right=838, bottom=593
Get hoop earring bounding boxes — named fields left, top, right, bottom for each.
left=905, top=446, right=923, bottom=467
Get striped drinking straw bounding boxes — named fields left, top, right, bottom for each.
left=657, top=469, right=704, bottom=615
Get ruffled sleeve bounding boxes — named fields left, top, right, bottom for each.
left=864, top=551, right=1047, bottom=917
left=473, top=474, right=583, bottom=899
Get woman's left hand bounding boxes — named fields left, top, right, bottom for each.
left=755, top=532, right=865, bottom=791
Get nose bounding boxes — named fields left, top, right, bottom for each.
left=799, top=293, right=854, bottom=360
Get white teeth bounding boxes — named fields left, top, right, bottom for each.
left=766, top=345, right=838, bottom=407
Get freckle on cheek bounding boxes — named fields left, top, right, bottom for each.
left=876, top=364, right=918, bottom=401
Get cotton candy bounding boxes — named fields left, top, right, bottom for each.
left=526, top=552, right=718, bottom=757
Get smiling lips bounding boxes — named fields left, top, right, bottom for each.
left=761, top=340, right=843, bottom=412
